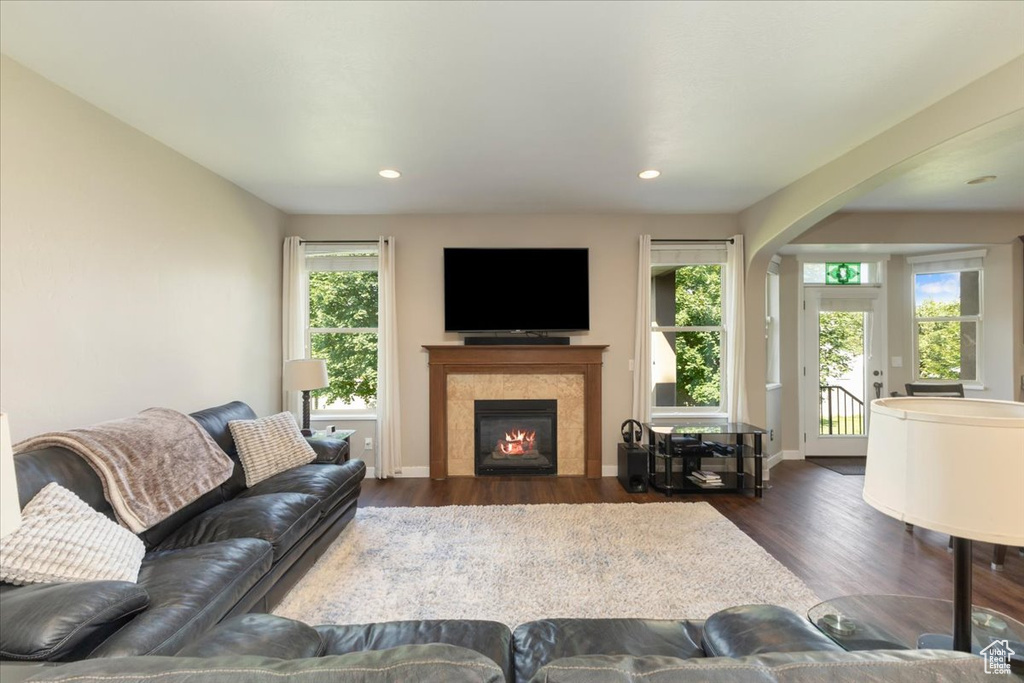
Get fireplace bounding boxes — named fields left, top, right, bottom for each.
left=474, top=399, right=557, bottom=476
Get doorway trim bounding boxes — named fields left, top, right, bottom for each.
left=797, top=255, right=889, bottom=459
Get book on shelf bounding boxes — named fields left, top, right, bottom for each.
left=687, top=475, right=726, bottom=488
left=691, top=470, right=722, bottom=482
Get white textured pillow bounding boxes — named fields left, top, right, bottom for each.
left=0, top=483, right=145, bottom=585
left=228, top=412, right=317, bottom=487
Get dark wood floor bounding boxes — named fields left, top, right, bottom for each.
left=359, top=461, right=1023, bottom=620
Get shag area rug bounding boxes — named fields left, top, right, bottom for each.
left=273, top=502, right=820, bottom=628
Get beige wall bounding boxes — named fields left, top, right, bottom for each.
left=795, top=212, right=1023, bottom=245
left=0, top=56, right=285, bottom=440
left=777, top=212, right=1024, bottom=452
left=778, top=256, right=801, bottom=452
left=1015, top=237, right=1024, bottom=403
left=764, top=386, right=782, bottom=457
left=290, top=214, right=737, bottom=472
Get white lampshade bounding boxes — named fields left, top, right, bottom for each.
left=283, top=359, right=329, bottom=392
left=0, top=413, right=22, bottom=539
left=864, top=397, right=1024, bottom=546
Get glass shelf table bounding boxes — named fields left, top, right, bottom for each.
left=645, top=422, right=766, bottom=498
left=808, top=594, right=1024, bottom=668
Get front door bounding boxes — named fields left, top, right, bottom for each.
left=802, top=287, right=886, bottom=456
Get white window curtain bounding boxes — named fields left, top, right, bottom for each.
left=282, top=236, right=306, bottom=420
left=725, top=235, right=748, bottom=423
left=375, top=236, right=403, bottom=479
left=631, top=235, right=652, bottom=424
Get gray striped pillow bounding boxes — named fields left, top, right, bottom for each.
left=0, top=483, right=145, bottom=585
left=228, top=412, right=317, bottom=487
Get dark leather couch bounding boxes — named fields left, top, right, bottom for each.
left=0, top=402, right=365, bottom=663
left=2, top=608, right=990, bottom=682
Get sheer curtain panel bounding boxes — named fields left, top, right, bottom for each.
left=631, top=235, right=652, bottom=424
left=376, top=236, right=403, bottom=478
left=725, top=235, right=748, bottom=423
left=282, top=237, right=306, bottom=419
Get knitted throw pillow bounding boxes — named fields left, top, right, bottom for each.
left=228, top=412, right=317, bottom=487
left=0, top=483, right=145, bottom=585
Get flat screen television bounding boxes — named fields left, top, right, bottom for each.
left=444, top=248, right=590, bottom=332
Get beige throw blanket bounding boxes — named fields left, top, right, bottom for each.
left=14, top=408, right=235, bottom=533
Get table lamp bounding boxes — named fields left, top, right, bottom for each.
left=1, top=413, right=23, bottom=538
left=284, top=359, right=329, bottom=436
left=864, top=397, right=1024, bottom=652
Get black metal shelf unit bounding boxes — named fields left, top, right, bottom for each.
left=646, top=422, right=767, bottom=498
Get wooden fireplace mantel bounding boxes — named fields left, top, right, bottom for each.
left=424, top=345, right=608, bottom=479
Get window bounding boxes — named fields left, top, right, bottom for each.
left=908, top=250, right=984, bottom=384
left=765, top=258, right=781, bottom=386
left=651, top=245, right=727, bottom=414
left=802, top=262, right=881, bottom=285
left=305, top=244, right=379, bottom=415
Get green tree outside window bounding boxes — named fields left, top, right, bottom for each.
left=308, top=269, right=379, bottom=407
left=672, top=265, right=721, bottom=407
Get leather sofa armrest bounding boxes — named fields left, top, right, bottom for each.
left=305, top=437, right=350, bottom=464
left=176, top=614, right=323, bottom=659
left=701, top=605, right=844, bottom=658
left=0, top=582, right=150, bottom=662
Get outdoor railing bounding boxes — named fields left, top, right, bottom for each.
left=819, top=385, right=865, bottom=435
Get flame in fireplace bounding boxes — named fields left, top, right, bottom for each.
left=498, top=429, right=537, bottom=456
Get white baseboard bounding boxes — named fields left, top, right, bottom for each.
left=602, top=465, right=618, bottom=477
left=766, top=451, right=784, bottom=470
left=782, top=449, right=803, bottom=460
left=364, top=466, right=430, bottom=479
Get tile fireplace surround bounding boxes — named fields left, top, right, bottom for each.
left=424, top=345, right=607, bottom=479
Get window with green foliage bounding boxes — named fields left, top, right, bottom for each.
left=305, top=246, right=379, bottom=414
left=913, top=268, right=982, bottom=382
left=651, top=256, right=726, bottom=413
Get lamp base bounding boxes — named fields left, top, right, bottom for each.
left=300, top=389, right=313, bottom=437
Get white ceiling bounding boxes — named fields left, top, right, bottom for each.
left=845, top=122, right=1024, bottom=211
left=1, top=1, right=1022, bottom=215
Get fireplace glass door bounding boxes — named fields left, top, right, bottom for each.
left=474, top=399, right=557, bottom=475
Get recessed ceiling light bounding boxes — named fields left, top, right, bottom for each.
left=966, top=175, right=996, bottom=185
left=638, top=169, right=661, bottom=180
left=378, top=169, right=401, bottom=179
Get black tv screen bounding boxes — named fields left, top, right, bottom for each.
left=444, top=248, right=590, bottom=332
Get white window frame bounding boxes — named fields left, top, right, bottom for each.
left=650, top=244, right=728, bottom=418
left=907, top=249, right=985, bottom=388
left=765, top=256, right=781, bottom=389
left=304, top=244, right=379, bottom=418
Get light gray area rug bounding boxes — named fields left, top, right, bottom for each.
left=273, top=502, right=820, bottom=628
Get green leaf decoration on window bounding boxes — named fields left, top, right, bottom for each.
left=825, top=262, right=861, bottom=285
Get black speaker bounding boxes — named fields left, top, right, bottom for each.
left=617, top=442, right=649, bottom=493
left=464, top=336, right=570, bottom=346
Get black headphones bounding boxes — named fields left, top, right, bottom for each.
left=620, top=419, right=644, bottom=444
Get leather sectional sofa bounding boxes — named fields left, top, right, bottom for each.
left=0, top=401, right=366, bottom=662
left=4, top=608, right=991, bottom=682
left=0, top=402, right=997, bottom=681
